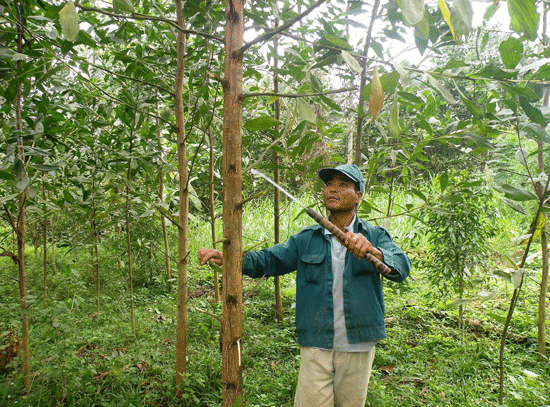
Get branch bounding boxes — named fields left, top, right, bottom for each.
left=238, top=190, right=268, bottom=209
left=189, top=304, right=221, bottom=323
left=83, top=59, right=174, bottom=97
left=155, top=205, right=182, bottom=230
left=242, top=86, right=357, bottom=100
left=3, top=204, right=17, bottom=233
left=0, top=246, right=18, bottom=264
left=237, top=0, right=327, bottom=57
left=77, top=6, right=223, bottom=43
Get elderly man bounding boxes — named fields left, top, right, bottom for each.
left=198, top=164, right=411, bottom=407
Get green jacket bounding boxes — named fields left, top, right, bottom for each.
left=242, top=216, right=411, bottom=348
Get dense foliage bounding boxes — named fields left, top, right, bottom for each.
left=1, top=0, right=549, bottom=405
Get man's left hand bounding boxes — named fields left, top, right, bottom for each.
left=342, top=231, right=384, bottom=262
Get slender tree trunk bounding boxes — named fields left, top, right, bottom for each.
left=43, top=182, right=48, bottom=308
left=354, top=0, right=380, bottom=166
left=273, top=24, right=283, bottom=322
left=156, top=87, right=172, bottom=285
left=221, top=0, right=245, bottom=403
left=174, top=0, right=189, bottom=393
left=125, top=137, right=136, bottom=335
left=536, top=86, right=549, bottom=361
left=208, top=126, right=220, bottom=302
left=91, top=187, right=100, bottom=313
left=15, top=0, right=30, bottom=388
left=49, top=191, right=56, bottom=275
left=538, top=224, right=548, bottom=361
left=125, top=184, right=135, bottom=335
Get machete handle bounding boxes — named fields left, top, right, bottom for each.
left=306, top=208, right=393, bottom=276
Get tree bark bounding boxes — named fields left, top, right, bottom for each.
left=273, top=23, right=283, bottom=323
left=156, top=87, right=172, bottom=285
left=15, top=0, right=30, bottom=389
left=536, top=87, right=549, bottom=361
left=208, top=125, right=220, bottom=302
left=174, top=0, right=189, bottom=393
left=126, top=140, right=135, bottom=335
left=48, top=190, right=56, bottom=275
left=221, top=0, right=245, bottom=403
left=354, top=0, right=380, bottom=166
left=43, top=181, right=48, bottom=308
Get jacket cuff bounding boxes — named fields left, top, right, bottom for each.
left=378, top=248, right=405, bottom=282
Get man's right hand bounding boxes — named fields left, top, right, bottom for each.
left=198, top=248, right=223, bottom=267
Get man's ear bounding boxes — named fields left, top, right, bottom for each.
left=355, top=191, right=363, bottom=204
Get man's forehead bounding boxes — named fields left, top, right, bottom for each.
left=326, top=172, right=355, bottom=183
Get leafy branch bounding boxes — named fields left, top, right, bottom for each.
left=77, top=5, right=223, bottom=43
left=242, top=87, right=357, bottom=100
left=237, top=0, right=327, bottom=57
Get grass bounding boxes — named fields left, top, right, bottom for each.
left=1, top=194, right=549, bottom=406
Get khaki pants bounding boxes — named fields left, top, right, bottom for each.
left=294, top=347, right=375, bottom=407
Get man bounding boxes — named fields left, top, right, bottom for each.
left=198, top=164, right=411, bottom=407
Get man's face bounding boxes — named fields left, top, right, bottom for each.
left=323, top=173, right=362, bottom=213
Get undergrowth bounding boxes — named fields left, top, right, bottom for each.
left=1, top=194, right=549, bottom=406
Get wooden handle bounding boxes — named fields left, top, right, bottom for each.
left=306, top=208, right=392, bottom=276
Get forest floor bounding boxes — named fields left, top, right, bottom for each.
left=1, top=256, right=549, bottom=407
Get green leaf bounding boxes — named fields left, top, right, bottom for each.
left=456, top=86, right=483, bottom=119
left=493, top=184, right=538, bottom=201
left=321, top=34, right=351, bottom=50
left=470, top=65, right=517, bottom=80
left=502, top=84, right=540, bottom=102
left=243, top=116, right=282, bottom=132
left=519, top=97, right=547, bottom=126
left=28, top=162, right=64, bottom=172
left=501, top=197, right=527, bottom=214
left=398, top=91, right=423, bottom=104
left=441, top=59, right=470, bottom=71
left=408, top=188, right=428, bottom=202
left=440, top=194, right=463, bottom=203
left=508, top=0, right=539, bottom=41
left=427, top=206, right=457, bottom=215
left=414, top=12, right=430, bottom=40
left=440, top=172, right=448, bottom=192
left=399, top=0, right=425, bottom=26
left=450, top=0, right=473, bottom=41
left=426, top=73, right=455, bottom=104
left=511, top=268, right=524, bottom=289
left=341, top=50, right=362, bottom=74
left=447, top=298, right=473, bottom=308
left=113, top=0, right=135, bottom=14
left=16, top=175, right=30, bottom=192
left=531, top=63, right=550, bottom=81
left=499, top=37, right=523, bottom=69
left=13, top=156, right=24, bottom=180
left=388, top=94, right=401, bottom=138
left=297, top=99, right=316, bottom=123
left=59, top=1, right=79, bottom=42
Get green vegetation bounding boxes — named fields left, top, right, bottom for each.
left=1, top=193, right=548, bottom=406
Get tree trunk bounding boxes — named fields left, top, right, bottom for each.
left=354, top=0, right=380, bottom=166
left=126, top=147, right=136, bottom=335
left=43, top=181, right=48, bottom=308
left=209, top=126, right=220, bottom=302
left=15, top=0, right=30, bottom=388
left=221, top=0, right=245, bottom=403
left=125, top=187, right=135, bottom=335
left=174, top=0, right=189, bottom=393
left=156, top=87, right=172, bottom=285
left=536, top=85, right=549, bottom=361
left=273, top=25, right=283, bottom=322
left=48, top=191, right=56, bottom=275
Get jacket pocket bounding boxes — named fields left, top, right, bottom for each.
left=300, top=253, right=326, bottom=283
